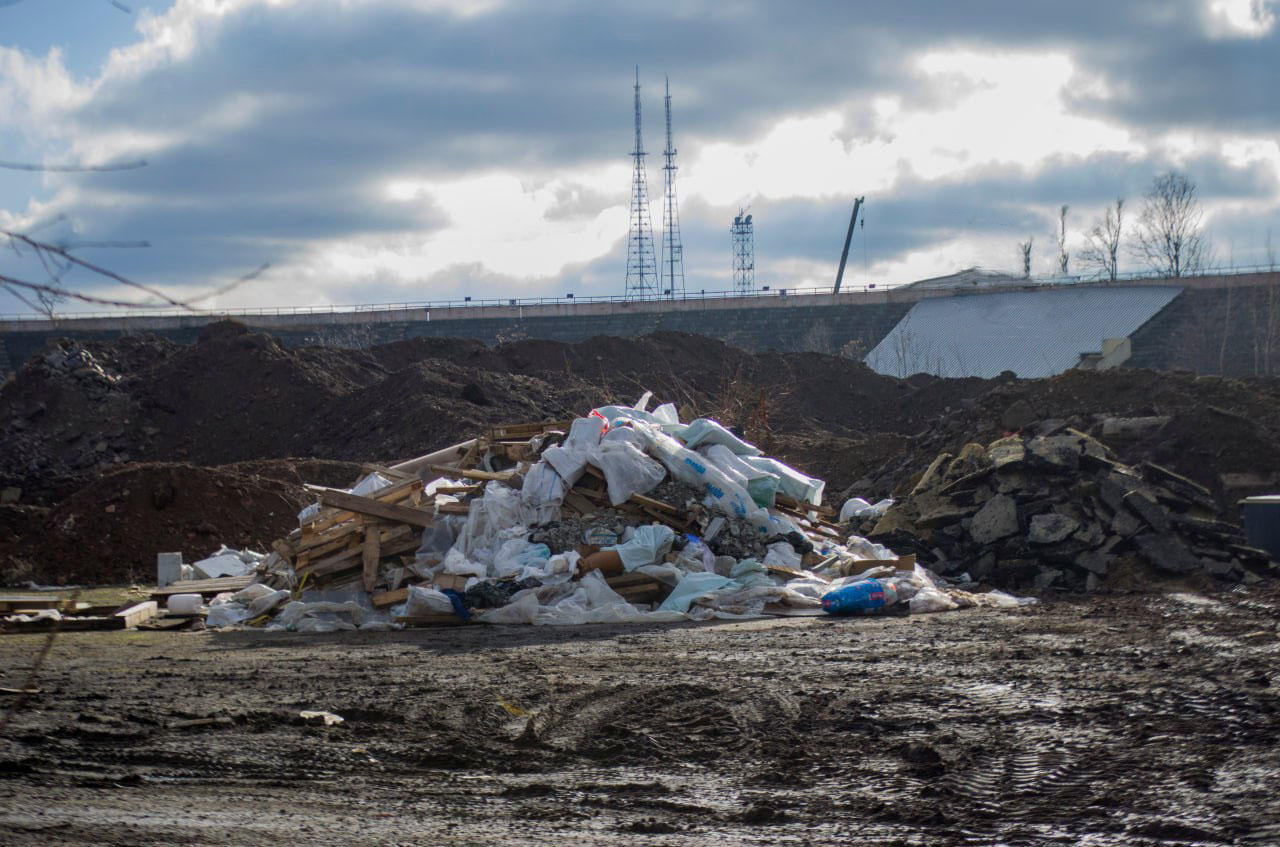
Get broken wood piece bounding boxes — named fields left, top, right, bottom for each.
left=114, top=601, right=159, bottom=629
left=318, top=490, right=435, bottom=528
left=371, top=587, right=410, bottom=609
left=151, top=575, right=254, bottom=598
left=426, top=464, right=518, bottom=483
left=434, top=501, right=472, bottom=515
left=433, top=484, right=482, bottom=495
left=271, top=539, right=296, bottom=565
left=774, top=493, right=835, bottom=517
left=362, top=525, right=383, bottom=593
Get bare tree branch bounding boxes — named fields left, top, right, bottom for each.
left=1057, top=205, right=1070, bottom=275
left=1133, top=171, right=1211, bottom=277
left=1081, top=197, right=1124, bottom=281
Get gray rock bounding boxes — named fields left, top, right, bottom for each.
left=1034, top=568, right=1064, bottom=590
left=970, top=494, right=1020, bottom=544
left=1001, top=400, right=1038, bottom=431
left=917, top=504, right=974, bottom=528
left=1134, top=534, right=1202, bottom=575
left=1076, top=550, right=1113, bottom=575
left=1028, top=513, right=1079, bottom=544
left=1072, top=520, right=1106, bottom=547
left=1026, top=437, right=1081, bottom=472
left=1123, top=491, right=1170, bottom=534
left=1111, top=510, right=1143, bottom=537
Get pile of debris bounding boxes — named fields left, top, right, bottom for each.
left=152, top=397, right=1035, bottom=632
left=863, top=427, right=1278, bottom=591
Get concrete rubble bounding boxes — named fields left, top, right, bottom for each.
left=858, top=428, right=1277, bottom=591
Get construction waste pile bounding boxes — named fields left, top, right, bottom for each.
left=174, top=397, right=1035, bottom=632
left=858, top=428, right=1277, bottom=591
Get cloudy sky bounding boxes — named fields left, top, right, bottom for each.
left=1, top=0, right=1278, bottom=314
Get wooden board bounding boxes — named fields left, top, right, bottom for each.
left=299, top=525, right=413, bottom=577
left=435, top=500, right=472, bottom=515
left=427, top=464, right=518, bottom=483
left=151, top=575, right=254, bottom=598
left=774, top=493, right=835, bottom=517
left=362, top=525, right=383, bottom=592
left=318, top=490, right=435, bottom=528
left=114, top=601, right=159, bottom=629
left=0, top=596, right=65, bottom=613
left=371, top=587, right=410, bottom=609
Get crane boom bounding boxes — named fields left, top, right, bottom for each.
left=833, top=195, right=865, bottom=294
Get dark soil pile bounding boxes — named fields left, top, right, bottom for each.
left=2, top=321, right=1279, bottom=586
left=0, top=459, right=360, bottom=585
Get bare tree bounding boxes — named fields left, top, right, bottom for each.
left=1018, top=237, right=1033, bottom=279
left=1056, top=205, right=1070, bottom=275
left=1134, top=171, right=1210, bottom=277
left=1081, top=198, right=1124, bottom=281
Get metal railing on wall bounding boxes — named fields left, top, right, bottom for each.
left=2, top=263, right=1277, bottom=323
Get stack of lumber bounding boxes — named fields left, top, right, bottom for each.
left=1, top=599, right=160, bottom=633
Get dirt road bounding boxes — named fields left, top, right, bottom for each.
left=2, top=589, right=1279, bottom=846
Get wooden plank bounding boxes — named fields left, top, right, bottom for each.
left=372, top=587, right=410, bottom=609
left=630, top=492, right=678, bottom=513
left=299, top=525, right=413, bottom=577
left=318, top=490, right=436, bottom=528
left=427, top=464, right=517, bottom=483
left=362, top=525, right=383, bottom=593
left=114, top=601, right=159, bottom=629
left=435, top=500, right=472, bottom=515
left=775, top=493, right=835, bottom=517
left=434, top=484, right=482, bottom=495
left=0, top=596, right=65, bottom=612
left=302, top=478, right=423, bottom=533
left=271, top=538, right=296, bottom=565
left=151, top=575, right=254, bottom=598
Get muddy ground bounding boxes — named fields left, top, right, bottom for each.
left=2, top=589, right=1279, bottom=846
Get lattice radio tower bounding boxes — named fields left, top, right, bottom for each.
left=659, top=76, right=685, bottom=298
left=731, top=208, right=754, bottom=295
left=624, top=67, right=658, bottom=299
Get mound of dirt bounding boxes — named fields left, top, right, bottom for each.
left=0, top=458, right=360, bottom=585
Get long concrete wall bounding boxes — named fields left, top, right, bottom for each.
left=2, top=271, right=1277, bottom=376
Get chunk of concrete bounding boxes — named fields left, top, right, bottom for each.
left=1123, top=491, right=1170, bottom=534
left=970, top=494, right=1020, bottom=544
left=1134, top=534, right=1201, bottom=575
left=157, top=552, right=184, bottom=588
left=1028, top=513, right=1079, bottom=544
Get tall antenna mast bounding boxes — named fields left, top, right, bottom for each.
left=624, top=67, right=658, bottom=299
left=731, top=208, right=754, bottom=295
left=659, top=76, right=685, bottom=298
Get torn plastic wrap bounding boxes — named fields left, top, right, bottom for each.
left=673, top=418, right=763, bottom=456
left=740, top=455, right=826, bottom=506
left=521, top=461, right=568, bottom=524
left=542, top=416, right=605, bottom=485
left=590, top=438, right=666, bottom=506
left=698, top=444, right=779, bottom=507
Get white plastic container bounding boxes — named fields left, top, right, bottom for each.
left=167, top=594, right=203, bottom=615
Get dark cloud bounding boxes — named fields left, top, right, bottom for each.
left=2, top=0, right=1279, bottom=313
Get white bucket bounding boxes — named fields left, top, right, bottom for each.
left=167, top=594, right=203, bottom=615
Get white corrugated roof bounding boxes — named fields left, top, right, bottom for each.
left=865, top=285, right=1183, bottom=378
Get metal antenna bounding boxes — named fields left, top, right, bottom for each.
left=731, top=207, right=755, bottom=295
left=659, top=76, right=685, bottom=299
left=624, top=67, right=658, bottom=299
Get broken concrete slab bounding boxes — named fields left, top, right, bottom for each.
left=970, top=494, right=1020, bottom=544
left=1028, top=513, right=1079, bottom=544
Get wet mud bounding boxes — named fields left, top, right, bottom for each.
left=2, top=588, right=1279, bottom=845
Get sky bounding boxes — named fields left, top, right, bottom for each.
left=1, top=0, right=1278, bottom=315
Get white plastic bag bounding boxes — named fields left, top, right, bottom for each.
left=700, top=444, right=779, bottom=507
left=543, top=417, right=605, bottom=485
left=206, top=602, right=253, bottom=627
left=604, top=524, right=676, bottom=571
left=840, top=497, right=894, bottom=522
left=634, top=422, right=770, bottom=529
left=673, top=418, right=762, bottom=456
left=591, top=440, right=666, bottom=505
left=404, top=585, right=456, bottom=617
left=741, top=456, right=826, bottom=506
left=521, top=461, right=568, bottom=524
